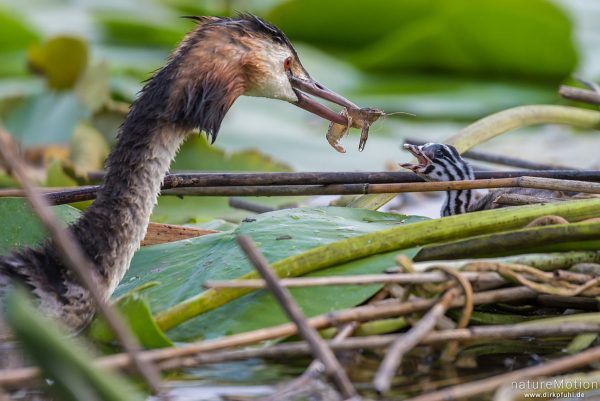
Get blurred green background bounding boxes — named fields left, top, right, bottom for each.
left=0, top=0, right=598, bottom=221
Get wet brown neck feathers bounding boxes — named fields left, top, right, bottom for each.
left=0, top=20, right=247, bottom=330
left=75, top=36, right=245, bottom=293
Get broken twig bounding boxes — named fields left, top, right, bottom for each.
left=236, top=235, right=358, bottom=400
left=203, top=272, right=503, bottom=289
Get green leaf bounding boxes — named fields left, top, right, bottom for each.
left=156, top=198, right=600, bottom=332
left=115, top=207, right=424, bottom=341
left=88, top=291, right=173, bottom=348
left=566, top=334, right=597, bottom=354
left=96, top=13, right=187, bottom=48
left=5, top=91, right=91, bottom=146
left=27, top=36, right=89, bottom=89
left=269, top=0, right=577, bottom=80
left=6, top=289, right=144, bottom=401
left=267, top=0, right=435, bottom=51
left=0, top=198, right=80, bottom=256
left=0, top=9, right=39, bottom=53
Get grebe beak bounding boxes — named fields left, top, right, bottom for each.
left=289, top=76, right=359, bottom=125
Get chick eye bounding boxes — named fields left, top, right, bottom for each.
left=283, top=56, right=292, bottom=72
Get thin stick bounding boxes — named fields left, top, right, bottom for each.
left=82, top=170, right=600, bottom=186
left=2, top=170, right=599, bottom=205
left=373, top=289, right=459, bottom=393
left=154, top=323, right=600, bottom=369
left=0, top=127, right=167, bottom=397
left=519, top=176, right=600, bottom=193
left=228, top=198, right=276, bottom=214
left=404, top=137, right=574, bottom=170
left=0, top=287, right=538, bottom=389
left=494, top=193, right=565, bottom=206
left=235, top=235, right=358, bottom=399
left=405, top=343, right=600, bottom=401
left=559, top=85, right=600, bottom=106
left=39, top=175, right=600, bottom=202
left=203, top=272, right=503, bottom=289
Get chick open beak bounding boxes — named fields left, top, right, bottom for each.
left=289, top=76, right=358, bottom=125
left=400, top=144, right=431, bottom=172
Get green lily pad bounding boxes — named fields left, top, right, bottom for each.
left=269, top=0, right=577, bottom=80
left=0, top=198, right=81, bottom=256
left=5, top=91, right=91, bottom=146
left=116, top=207, right=425, bottom=341
left=267, top=0, right=434, bottom=51
left=96, top=13, right=187, bottom=48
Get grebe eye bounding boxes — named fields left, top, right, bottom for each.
left=283, top=56, right=292, bottom=72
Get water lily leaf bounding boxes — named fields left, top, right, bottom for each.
left=0, top=198, right=80, bottom=256
left=355, top=0, right=577, bottom=80
left=115, top=207, right=425, bottom=341
left=96, top=13, right=187, bottom=48
left=27, top=36, right=88, bottom=89
left=5, top=91, right=91, bottom=146
left=267, top=0, right=434, bottom=51
left=6, top=289, right=144, bottom=401
left=269, top=0, right=577, bottom=80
